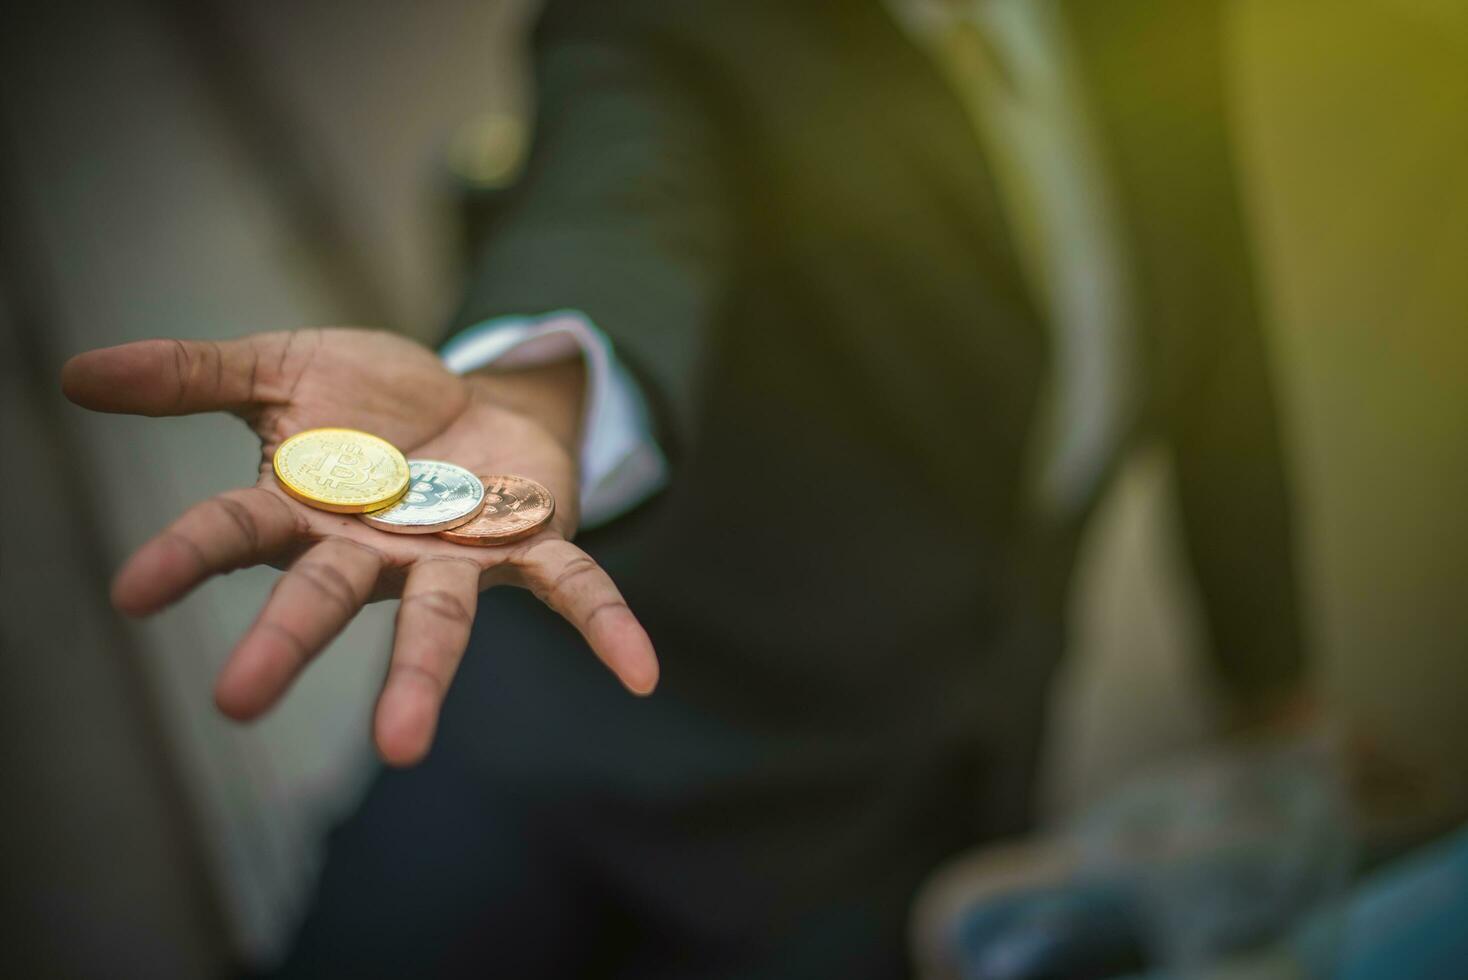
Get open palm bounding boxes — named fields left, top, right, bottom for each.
left=63, top=328, right=658, bottom=765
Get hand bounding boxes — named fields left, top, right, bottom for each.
left=62, top=328, right=659, bottom=765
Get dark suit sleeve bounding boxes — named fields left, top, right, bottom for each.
left=1171, top=303, right=1307, bottom=707
left=448, top=1, right=733, bottom=451
left=1158, top=3, right=1307, bottom=706
left=1085, top=0, right=1309, bottom=708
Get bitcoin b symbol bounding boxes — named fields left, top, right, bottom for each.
left=314, top=442, right=372, bottom=489
left=403, top=479, right=436, bottom=505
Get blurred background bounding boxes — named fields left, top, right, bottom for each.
left=1, top=0, right=1464, bottom=975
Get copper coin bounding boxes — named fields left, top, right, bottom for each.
left=436, top=475, right=555, bottom=546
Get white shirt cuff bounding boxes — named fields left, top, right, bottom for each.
left=440, top=310, right=669, bottom=528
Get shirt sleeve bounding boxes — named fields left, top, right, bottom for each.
left=440, top=309, right=669, bottom=528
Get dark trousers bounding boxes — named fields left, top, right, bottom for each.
left=277, top=588, right=1022, bottom=979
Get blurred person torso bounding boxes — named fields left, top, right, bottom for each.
left=289, top=1, right=1300, bottom=975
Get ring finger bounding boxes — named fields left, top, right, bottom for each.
left=214, top=536, right=384, bottom=719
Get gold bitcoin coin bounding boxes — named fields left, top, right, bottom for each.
left=272, top=427, right=410, bottom=513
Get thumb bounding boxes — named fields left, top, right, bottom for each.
left=63, top=336, right=266, bottom=417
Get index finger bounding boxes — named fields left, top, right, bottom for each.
left=61, top=335, right=279, bottom=417
left=113, top=486, right=305, bottom=615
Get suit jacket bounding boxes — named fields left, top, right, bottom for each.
left=447, top=0, right=1302, bottom=834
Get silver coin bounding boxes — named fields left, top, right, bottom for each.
left=358, top=459, right=486, bottom=534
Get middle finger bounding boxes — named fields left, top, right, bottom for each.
left=374, top=556, right=483, bottom=766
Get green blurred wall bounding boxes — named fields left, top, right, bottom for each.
left=1235, top=0, right=1468, bottom=811
left=1044, top=0, right=1467, bottom=826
